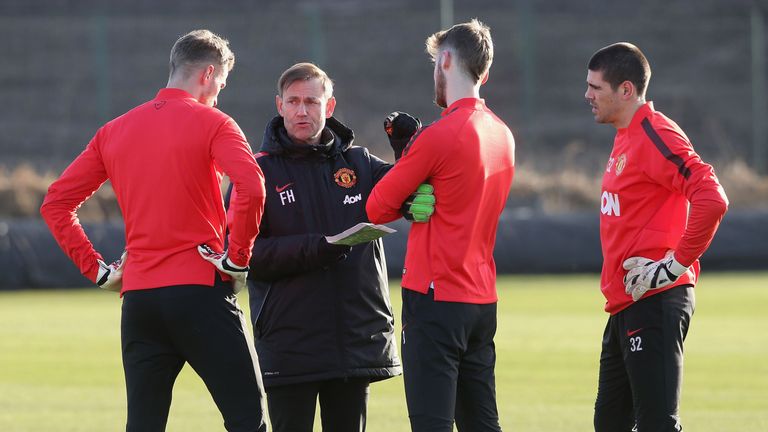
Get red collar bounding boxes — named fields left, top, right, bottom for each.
left=441, top=98, right=486, bottom=116
left=154, top=88, right=197, bottom=101
left=625, top=101, right=655, bottom=130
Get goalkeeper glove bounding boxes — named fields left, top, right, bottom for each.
left=384, top=111, right=421, bottom=160
left=198, top=244, right=249, bottom=294
left=622, top=250, right=689, bottom=302
left=401, top=183, right=435, bottom=223
left=96, top=251, right=127, bottom=292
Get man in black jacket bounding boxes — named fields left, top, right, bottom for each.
left=234, top=62, right=424, bottom=432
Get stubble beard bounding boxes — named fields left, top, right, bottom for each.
left=434, top=66, right=447, bottom=109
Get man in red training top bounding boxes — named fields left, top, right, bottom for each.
left=40, top=30, right=268, bottom=431
left=585, top=42, right=728, bottom=432
left=367, top=19, right=515, bottom=432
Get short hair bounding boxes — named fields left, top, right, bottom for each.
left=169, top=29, right=235, bottom=79
left=426, top=18, right=494, bottom=83
left=277, top=62, right=334, bottom=98
left=588, top=42, right=652, bottom=97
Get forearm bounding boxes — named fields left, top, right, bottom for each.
left=366, top=190, right=404, bottom=224
left=675, top=187, right=728, bottom=266
left=249, top=234, right=330, bottom=281
left=40, top=199, right=102, bottom=282
left=214, top=122, right=266, bottom=266
left=227, top=167, right=266, bottom=266
left=40, top=147, right=107, bottom=282
left=366, top=149, right=433, bottom=223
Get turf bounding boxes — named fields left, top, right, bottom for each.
left=0, top=272, right=766, bottom=431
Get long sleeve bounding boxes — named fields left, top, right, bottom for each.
left=641, top=123, right=729, bottom=267
left=248, top=234, right=338, bottom=281
left=675, top=164, right=729, bottom=266
left=369, top=152, right=393, bottom=184
left=211, top=118, right=266, bottom=267
left=40, top=133, right=109, bottom=282
left=367, top=127, right=440, bottom=224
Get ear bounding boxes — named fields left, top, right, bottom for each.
left=480, top=69, right=490, bottom=85
left=275, top=95, right=284, bottom=116
left=200, top=64, right=215, bottom=84
left=620, top=81, right=634, bottom=99
left=325, top=96, right=336, bottom=118
left=440, top=50, right=452, bottom=70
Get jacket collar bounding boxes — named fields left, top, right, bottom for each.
left=260, top=116, right=355, bottom=158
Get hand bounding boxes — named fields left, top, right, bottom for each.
left=384, top=111, right=421, bottom=160
left=401, top=183, right=435, bottom=223
left=622, top=250, right=689, bottom=301
left=198, top=244, right=249, bottom=294
left=317, top=238, right=352, bottom=266
left=96, top=251, right=127, bottom=292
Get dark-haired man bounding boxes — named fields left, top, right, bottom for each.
left=367, top=19, right=515, bottom=432
left=41, top=30, right=268, bottom=431
left=585, top=42, right=728, bottom=432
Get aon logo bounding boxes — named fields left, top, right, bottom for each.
left=343, top=194, right=362, bottom=205
left=601, top=191, right=621, bottom=216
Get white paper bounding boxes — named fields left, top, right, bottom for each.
left=325, top=222, right=396, bottom=246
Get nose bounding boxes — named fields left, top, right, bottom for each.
left=585, top=87, right=593, bottom=101
left=297, top=103, right=308, bottom=115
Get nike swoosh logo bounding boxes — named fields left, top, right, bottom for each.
left=275, top=183, right=293, bottom=193
left=627, top=328, right=643, bottom=337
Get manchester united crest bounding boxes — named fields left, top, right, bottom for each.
left=615, top=154, right=627, bottom=175
left=334, top=168, right=357, bottom=188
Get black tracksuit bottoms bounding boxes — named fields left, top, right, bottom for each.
left=121, top=278, right=267, bottom=432
left=266, top=377, right=370, bottom=432
left=401, top=288, right=502, bottom=432
left=594, top=285, right=695, bottom=432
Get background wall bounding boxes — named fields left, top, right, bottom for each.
left=1, top=0, right=765, bottom=172
left=0, top=0, right=766, bottom=287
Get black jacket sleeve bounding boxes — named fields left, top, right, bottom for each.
left=248, top=234, right=347, bottom=282
left=370, top=151, right=393, bottom=184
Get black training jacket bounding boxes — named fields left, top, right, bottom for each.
left=244, top=116, right=401, bottom=387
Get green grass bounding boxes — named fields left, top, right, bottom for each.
left=1, top=272, right=766, bottom=431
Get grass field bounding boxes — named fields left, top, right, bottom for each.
left=1, top=272, right=766, bottom=431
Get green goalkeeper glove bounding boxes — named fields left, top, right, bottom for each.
left=401, top=183, right=435, bottom=223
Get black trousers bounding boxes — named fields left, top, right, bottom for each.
left=401, top=288, right=501, bottom=432
left=121, top=280, right=267, bottom=432
left=594, top=285, right=695, bottom=432
left=265, top=378, right=370, bottom=432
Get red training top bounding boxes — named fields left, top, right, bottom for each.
left=367, top=98, right=515, bottom=304
left=41, top=88, right=265, bottom=292
left=600, top=102, right=728, bottom=314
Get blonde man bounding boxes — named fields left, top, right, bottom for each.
left=41, top=30, right=267, bottom=431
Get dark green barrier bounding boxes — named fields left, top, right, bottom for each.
left=1, top=210, right=765, bottom=289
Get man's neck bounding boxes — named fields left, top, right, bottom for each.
left=166, top=77, right=201, bottom=102
left=614, top=99, right=646, bottom=129
left=445, top=75, right=481, bottom=107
